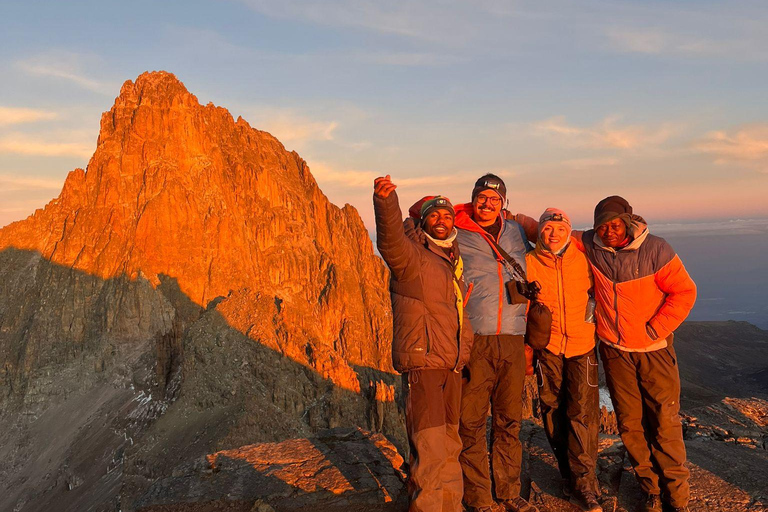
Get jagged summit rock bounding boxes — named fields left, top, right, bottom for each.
left=0, top=70, right=393, bottom=389
left=0, top=71, right=401, bottom=512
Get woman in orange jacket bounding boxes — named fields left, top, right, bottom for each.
left=525, top=208, right=601, bottom=512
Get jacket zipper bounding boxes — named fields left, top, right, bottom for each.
left=452, top=257, right=463, bottom=372
left=556, top=257, right=567, bottom=355
left=496, top=261, right=504, bottom=335
left=612, top=252, right=621, bottom=344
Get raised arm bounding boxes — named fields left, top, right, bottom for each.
left=373, top=175, right=421, bottom=282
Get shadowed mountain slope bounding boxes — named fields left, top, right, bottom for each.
left=0, top=72, right=402, bottom=512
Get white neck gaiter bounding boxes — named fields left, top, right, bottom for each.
left=426, top=228, right=458, bottom=248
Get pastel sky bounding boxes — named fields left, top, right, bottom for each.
left=1, top=0, right=767, bottom=229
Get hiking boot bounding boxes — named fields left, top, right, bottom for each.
left=570, top=490, right=602, bottom=512
left=499, top=496, right=539, bottom=512
left=641, top=494, right=663, bottom=512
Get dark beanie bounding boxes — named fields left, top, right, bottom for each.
left=594, top=195, right=632, bottom=228
left=471, top=174, right=507, bottom=202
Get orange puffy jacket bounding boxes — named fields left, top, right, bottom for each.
left=578, top=220, right=696, bottom=352
left=526, top=239, right=597, bottom=358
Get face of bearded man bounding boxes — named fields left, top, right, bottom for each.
left=472, top=190, right=502, bottom=227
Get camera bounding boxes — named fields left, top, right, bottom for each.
left=506, top=279, right=542, bottom=304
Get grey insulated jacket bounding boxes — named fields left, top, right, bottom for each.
left=454, top=205, right=529, bottom=336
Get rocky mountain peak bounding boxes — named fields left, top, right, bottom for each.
left=0, top=69, right=394, bottom=401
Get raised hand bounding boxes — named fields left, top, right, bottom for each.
left=374, top=175, right=397, bottom=198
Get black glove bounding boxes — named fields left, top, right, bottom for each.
left=403, top=217, right=427, bottom=244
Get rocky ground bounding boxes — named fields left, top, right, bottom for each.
left=128, top=407, right=768, bottom=512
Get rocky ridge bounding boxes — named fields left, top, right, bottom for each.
left=0, top=71, right=402, bottom=512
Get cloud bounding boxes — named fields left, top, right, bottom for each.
left=249, top=108, right=338, bottom=145
left=560, top=157, right=619, bottom=169
left=531, top=116, right=679, bottom=150
left=16, top=51, right=115, bottom=95
left=309, top=163, right=378, bottom=188
left=236, top=0, right=488, bottom=45
left=601, top=4, right=768, bottom=61
left=0, top=107, right=58, bottom=126
left=0, top=135, right=93, bottom=158
left=604, top=27, right=758, bottom=59
left=237, top=0, right=768, bottom=62
left=308, top=162, right=504, bottom=190
left=0, top=175, right=64, bottom=192
left=695, top=124, right=768, bottom=172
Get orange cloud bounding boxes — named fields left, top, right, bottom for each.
left=0, top=135, right=93, bottom=158
left=695, top=124, right=768, bottom=172
left=0, top=107, right=57, bottom=126
left=532, top=116, right=679, bottom=150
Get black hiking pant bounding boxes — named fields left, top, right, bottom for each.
left=535, top=348, right=600, bottom=495
left=599, top=342, right=689, bottom=508
left=459, top=334, right=526, bottom=507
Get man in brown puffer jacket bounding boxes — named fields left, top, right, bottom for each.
left=374, top=175, right=475, bottom=512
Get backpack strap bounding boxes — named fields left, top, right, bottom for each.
left=480, top=232, right=527, bottom=283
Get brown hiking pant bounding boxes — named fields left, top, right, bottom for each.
left=459, top=334, right=526, bottom=507
left=599, top=342, right=690, bottom=508
left=536, top=348, right=600, bottom=495
left=404, top=369, right=463, bottom=512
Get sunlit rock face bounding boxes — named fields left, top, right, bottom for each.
left=0, top=71, right=402, bottom=512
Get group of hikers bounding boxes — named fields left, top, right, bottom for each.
left=373, top=173, right=697, bottom=512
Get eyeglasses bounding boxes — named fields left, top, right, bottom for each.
left=475, top=195, right=501, bottom=206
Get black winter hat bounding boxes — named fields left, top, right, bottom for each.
left=471, top=174, right=507, bottom=202
left=418, top=196, right=455, bottom=226
left=594, top=195, right=632, bottom=229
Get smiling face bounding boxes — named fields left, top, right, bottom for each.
left=423, top=209, right=455, bottom=240
left=540, top=222, right=570, bottom=252
left=472, top=190, right=502, bottom=226
left=596, top=218, right=628, bottom=248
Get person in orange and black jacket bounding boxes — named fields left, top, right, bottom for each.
left=525, top=208, right=602, bottom=512
left=579, top=196, right=696, bottom=512
left=373, top=175, right=474, bottom=512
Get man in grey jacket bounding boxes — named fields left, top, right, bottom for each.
left=453, top=174, right=537, bottom=512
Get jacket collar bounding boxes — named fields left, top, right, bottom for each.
left=425, top=237, right=460, bottom=265
left=454, top=203, right=504, bottom=238
left=534, top=237, right=577, bottom=264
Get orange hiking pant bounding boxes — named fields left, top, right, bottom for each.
left=404, top=369, right=463, bottom=512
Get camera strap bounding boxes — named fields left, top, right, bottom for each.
left=481, top=233, right=527, bottom=283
